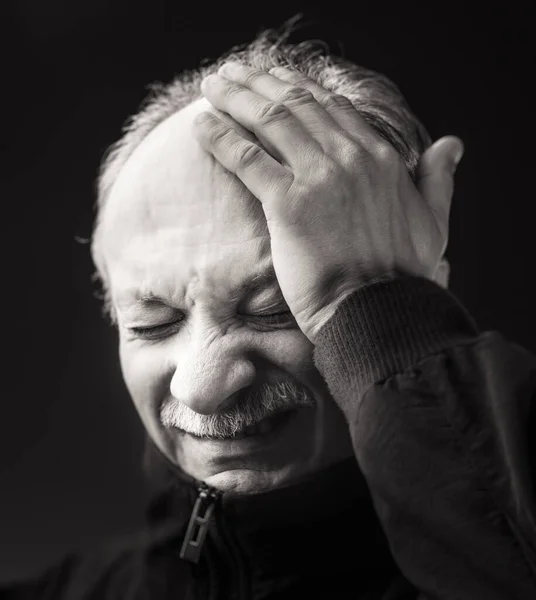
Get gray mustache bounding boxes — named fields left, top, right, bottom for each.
left=160, top=380, right=316, bottom=439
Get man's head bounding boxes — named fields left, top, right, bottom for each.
left=92, top=23, right=433, bottom=494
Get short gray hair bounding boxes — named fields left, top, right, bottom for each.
left=92, top=18, right=432, bottom=318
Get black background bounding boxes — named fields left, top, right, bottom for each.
left=0, top=0, right=534, bottom=582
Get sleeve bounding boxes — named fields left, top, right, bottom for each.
left=313, top=276, right=536, bottom=600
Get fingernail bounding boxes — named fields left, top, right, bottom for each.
left=201, top=73, right=219, bottom=89
left=269, top=65, right=295, bottom=79
left=218, top=61, right=245, bottom=77
left=194, top=111, right=215, bottom=125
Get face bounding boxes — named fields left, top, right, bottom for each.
left=99, top=98, right=353, bottom=494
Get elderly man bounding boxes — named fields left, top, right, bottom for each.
left=4, top=24, right=536, bottom=600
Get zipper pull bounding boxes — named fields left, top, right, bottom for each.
left=180, top=483, right=219, bottom=564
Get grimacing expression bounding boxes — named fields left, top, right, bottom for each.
left=99, top=98, right=353, bottom=494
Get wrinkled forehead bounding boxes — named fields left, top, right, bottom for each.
left=99, top=98, right=267, bottom=258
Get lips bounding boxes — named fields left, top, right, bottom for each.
left=230, top=410, right=295, bottom=440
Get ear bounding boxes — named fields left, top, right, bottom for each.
left=417, top=136, right=464, bottom=259
left=417, top=136, right=463, bottom=286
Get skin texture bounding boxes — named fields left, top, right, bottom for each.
left=99, top=64, right=461, bottom=495
left=195, top=64, right=462, bottom=340
left=100, top=98, right=354, bottom=494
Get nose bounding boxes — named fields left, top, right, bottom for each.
left=169, top=326, right=256, bottom=415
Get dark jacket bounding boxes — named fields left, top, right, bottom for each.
left=2, top=276, right=536, bottom=599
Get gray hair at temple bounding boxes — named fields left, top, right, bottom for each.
left=91, top=19, right=432, bottom=319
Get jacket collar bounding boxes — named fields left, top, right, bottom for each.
left=141, top=437, right=401, bottom=581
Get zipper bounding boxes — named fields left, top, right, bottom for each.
left=214, top=507, right=251, bottom=600
left=180, top=483, right=220, bottom=564
left=180, top=482, right=251, bottom=600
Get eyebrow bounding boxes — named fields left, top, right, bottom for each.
left=228, top=267, right=280, bottom=301
left=130, top=267, right=279, bottom=308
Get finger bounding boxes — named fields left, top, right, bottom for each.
left=268, top=66, right=378, bottom=147
left=218, top=62, right=343, bottom=149
left=209, top=107, right=260, bottom=145
left=201, top=73, right=322, bottom=171
left=417, top=135, right=464, bottom=220
left=209, top=106, right=283, bottom=162
left=194, top=111, right=293, bottom=202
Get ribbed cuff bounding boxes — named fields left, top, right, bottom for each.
left=313, top=276, right=479, bottom=409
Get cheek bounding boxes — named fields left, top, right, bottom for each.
left=261, top=330, right=318, bottom=382
left=118, top=329, right=323, bottom=419
left=261, top=331, right=334, bottom=404
left=119, top=340, right=173, bottom=419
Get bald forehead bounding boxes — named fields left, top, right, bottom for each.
left=105, top=98, right=234, bottom=220
left=99, top=98, right=267, bottom=252
left=117, top=98, right=219, bottom=185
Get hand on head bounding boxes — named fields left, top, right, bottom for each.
left=195, top=63, right=463, bottom=341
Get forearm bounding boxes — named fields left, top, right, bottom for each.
left=314, top=276, right=536, bottom=600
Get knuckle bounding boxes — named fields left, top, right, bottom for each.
left=279, top=87, right=314, bottom=105
left=235, top=142, right=263, bottom=169
left=283, top=72, right=310, bottom=87
left=287, top=72, right=309, bottom=85
left=225, top=82, right=245, bottom=98
left=308, top=157, right=340, bottom=184
left=209, top=124, right=232, bottom=145
left=374, top=141, right=398, bottom=166
left=242, top=68, right=265, bottom=86
left=255, top=101, right=290, bottom=126
left=321, top=93, right=354, bottom=112
left=339, top=140, right=364, bottom=168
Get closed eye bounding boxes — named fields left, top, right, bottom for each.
left=247, top=310, right=295, bottom=328
left=128, top=318, right=184, bottom=340
left=127, top=310, right=296, bottom=340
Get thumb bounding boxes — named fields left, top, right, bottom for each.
left=417, top=135, right=464, bottom=218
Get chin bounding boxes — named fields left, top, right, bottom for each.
left=202, top=464, right=310, bottom=494
left=167, top=405, right=354, bottom=494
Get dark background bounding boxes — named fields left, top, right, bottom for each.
left=0, top=0, right=534, bottom=583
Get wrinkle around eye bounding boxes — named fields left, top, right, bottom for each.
left=116, top=300, right=183, bottom=325
left=125, top=317, right=185, bottom=341
left=242, top=310, right=297, bottom=330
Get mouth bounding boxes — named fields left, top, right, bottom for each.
left=228, top=410, right=295, bottom=440
left=186, top=409, right=298, bottom=442
left=173, top=405, right=323, bottom=481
